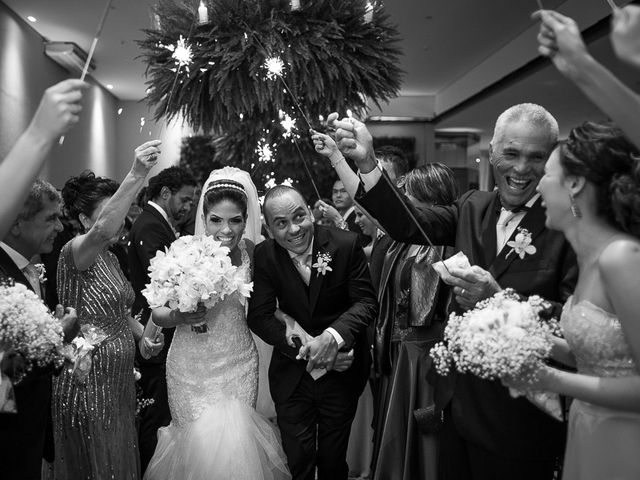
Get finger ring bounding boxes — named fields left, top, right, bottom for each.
left=460, top=288, right=466, bottom=296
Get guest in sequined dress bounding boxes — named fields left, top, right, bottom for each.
left=508, top=122, right=640, bottom=480
left=52, top=141, right=161, bottom=479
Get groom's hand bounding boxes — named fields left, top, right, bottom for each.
left=298, top=331, right=339, bottom=372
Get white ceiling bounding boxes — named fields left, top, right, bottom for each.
left=3, top=0, right=638, bottom=154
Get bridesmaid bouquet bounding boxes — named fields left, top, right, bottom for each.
left=430, top=289, right=563, bottom=420
left=0, top=281, right=64, bottom=411
left=142, top=235, right=253, bottom=333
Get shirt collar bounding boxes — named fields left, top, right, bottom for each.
left=501, top=193, right=540, bottom=213
left=341, top=206, right=355, bottom=221
left=0, top=242, right=30, bottom=270
left=148, top=200, right=172, bottom=227
left=287, top=237, right=314, bottom=261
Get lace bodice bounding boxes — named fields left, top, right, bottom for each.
left=561, top=296, right=638, bottom=378
left=166, top=240, right=258, bottom=426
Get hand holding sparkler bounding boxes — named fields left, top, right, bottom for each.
left=532, top=10, right=590, bottom=80
left=327, top=113, right=377, bottom=173
left=612, top=5, right=640, bottom=68
left=30, top=80, right=88, bottom=144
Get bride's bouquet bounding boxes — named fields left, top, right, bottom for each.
left=142, top=235, right=253, bottom=333
left=430, top=289, right=563, bottom=420
left=0, top=281, right=64, bottom=411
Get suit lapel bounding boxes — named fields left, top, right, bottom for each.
left=309, top=227, right=332, bottom=315
left=144, top=204, right=175, bottom=240
left=478, top=193, right=501, bottom=268
left=489, top=197, right=547, bottom=280
left=0, top=247, right=34, bottom=293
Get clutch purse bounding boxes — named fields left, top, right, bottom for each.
left=413, top=405, right=443, bottom=434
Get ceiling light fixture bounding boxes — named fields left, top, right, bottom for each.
left=106, top=84, right=114, bottom=90
left=27, top=16, right=37, bottom=22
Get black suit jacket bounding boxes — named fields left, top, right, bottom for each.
left=128, top=204, right=177, bottom=364
left=248, top=225, right=378, bottom=404
left=359, top=178, right=577, bottom=461
left=0, top=247, right=55, bottom=479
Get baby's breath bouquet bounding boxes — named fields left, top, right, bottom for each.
left=142, top=235, right=253, bottom=333
left=0, top=281, right=64, bottom=411
left=430, top=289, right=562, bottom=420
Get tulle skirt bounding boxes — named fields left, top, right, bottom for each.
left=562, top=399, right=640, bottom=480
left=144, top=398, right=291, bottom=480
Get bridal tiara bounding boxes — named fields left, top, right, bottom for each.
left=205, top=181, right=247, bottom=197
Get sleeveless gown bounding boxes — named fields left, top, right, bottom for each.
left=561, top=296, right=640, bottom=480
left=144, top=241, right=290, bottom=480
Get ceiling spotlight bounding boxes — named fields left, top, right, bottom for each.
left=117, top=108, right=123, bottom=115
left=106, top=84, right=114, bottom=90
left=27, top=16, right=37, bottom=22
left=475, top=158, right=481, bottom=163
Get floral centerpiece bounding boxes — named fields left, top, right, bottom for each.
left=142, top=235, right=253, bottom=333
left=0, top=281, right=64, bottom=411
left=430, top=289, right=563, bottom=420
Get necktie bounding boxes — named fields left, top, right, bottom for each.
left=22, top=263, right=42, bottom=299
left=293, top=253, right=312, bottom=285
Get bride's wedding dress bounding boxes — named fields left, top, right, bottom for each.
left=144, top=240, right=290, bottom=480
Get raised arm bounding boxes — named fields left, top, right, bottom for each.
left=71, top=141, right=160, bottom=271
left=0, top=80, right=87, bottom=238
left=534, top=9, right=640, bottom=150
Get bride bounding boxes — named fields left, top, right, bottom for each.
left=143, top=167, right=291, bottom=480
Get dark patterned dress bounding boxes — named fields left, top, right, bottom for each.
left=52, top=242, right=139, bottom=479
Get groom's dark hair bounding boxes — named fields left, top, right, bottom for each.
left=262, top=185, right=309, bottom=224
left=147, top=166, right=196, bottom=201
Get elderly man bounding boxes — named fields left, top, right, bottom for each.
left=0, top=180, right=78, bottom=480
left=329, top=104, right=577, bottom=480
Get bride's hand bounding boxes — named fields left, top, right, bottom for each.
left=175, top=304, right=207, bottom=325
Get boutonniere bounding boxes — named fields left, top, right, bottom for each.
left=312, top=252, right=333, bottom=276
left=33, top=263, right=47, bottom=283
left=506, top=227, right=537, bottom=259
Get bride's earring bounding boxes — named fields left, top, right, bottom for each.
left=569, top=192, right=581, bottom=218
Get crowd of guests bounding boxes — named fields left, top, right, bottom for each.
left=1, top=6, right=640, bottom=480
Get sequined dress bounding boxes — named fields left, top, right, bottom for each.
left=52, top=242, right=139, bottom=479
left=144, top=240, right=290, bottom=480
left=561, top=296, right=640, bottom=480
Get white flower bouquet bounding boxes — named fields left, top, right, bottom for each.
left=430, top=289, right=563, bottom=420
left=60, top=324, right=108, bottom=383
left=0, top=281, right=64, bottom=411
left=142, top=235, right=253, bottom=333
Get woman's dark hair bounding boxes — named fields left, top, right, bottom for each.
left=61, top=171, right=119, bottom=225
left=202, top=180, right=248, bottom=217
left=404, top=163, right=459, bottom=206
left=560, top=121, right=640, bottom=237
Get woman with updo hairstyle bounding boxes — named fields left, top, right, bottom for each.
left=52, top=141, right=161, bottom=479
left=507, top=121, right=640, bottom=480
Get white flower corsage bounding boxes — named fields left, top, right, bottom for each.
left=506, top=227, right=537, bottom=259
left=33, top=263, right=47, bottom=283
left=312, top=252, right=333, bottom=276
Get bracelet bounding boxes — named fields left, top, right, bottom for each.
left=331, top=156, right=345, bottom=168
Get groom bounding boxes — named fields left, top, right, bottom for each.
left=248, top=185, right=377, bottom=480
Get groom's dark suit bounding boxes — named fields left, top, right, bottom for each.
left=0, top=247, right=55, bottom=480
left=248, top=225, right=377, bottom=480
left=128, top=203, right=176, bottom=472
left=358, top=179, right=577, bottom=480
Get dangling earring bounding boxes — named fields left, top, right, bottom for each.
left=569, top=192, right=581, bottom=218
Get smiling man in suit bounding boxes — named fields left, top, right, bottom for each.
left=248, top=185, right=378, bottom=480
left=330, top=104, right=577, bottom=480
left=0, top=180, right=78, bottom=480
left=127, top=166, right=196, bottom=473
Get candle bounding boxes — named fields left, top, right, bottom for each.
left=198, top=1, right=208, bottom=24
left=291, top=0, right=301, bottom=11
left=364, top=1, right=373, bottom=23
